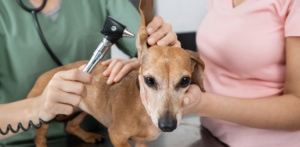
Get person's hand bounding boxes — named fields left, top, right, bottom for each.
left=182, top=84, right=204, bottom=116
left=34, top=65, right=94, bottom=121
left=102, top=58, right=140, bottom=85
left=147, top=16, right=181, bottom=47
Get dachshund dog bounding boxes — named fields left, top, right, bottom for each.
left=28, top=0, right=205, bottom=146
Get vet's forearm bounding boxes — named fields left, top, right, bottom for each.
left=0, top=98, right=38, bottom=139
left=200, top=93, right=300, bottom=131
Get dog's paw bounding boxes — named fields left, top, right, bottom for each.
left=82, top=133, right=104, bottom=144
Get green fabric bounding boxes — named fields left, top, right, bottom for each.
left=0, top=0, right=140, bottom=145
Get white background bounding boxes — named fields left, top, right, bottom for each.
left=112, top=0, right=208, bottom=59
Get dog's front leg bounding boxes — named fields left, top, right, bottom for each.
left=108, top=126, right=132, bottom=147
left=65, top=112, right=103, bottom=143
left=34, top=124, right=49, bottom=147
left=135, top=141, right=148, bottom=147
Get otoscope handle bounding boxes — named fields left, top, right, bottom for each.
left=83, top=38, right=112, bottom=73
left=82, top=16, right=134, bottom=73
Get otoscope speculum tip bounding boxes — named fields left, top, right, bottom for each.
left=123, top=28, right=135, bottom=38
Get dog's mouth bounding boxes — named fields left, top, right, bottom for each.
left=158, top=111, right=177, bottom=132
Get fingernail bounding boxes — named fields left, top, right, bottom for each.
left=147, top=27, right=153, bottom=34
left=107, top=78, right=112, bottom=85
left=157, top=40, right=165, bottom=46
left=102, top=71, right=108, bottom=76
left=114, top=76, right=120, bottom=83
left=79, top=64, right=86, bottom=70
left=184, top=97, right=190, bottom=106
left=148, top=37, right=155, bottom=45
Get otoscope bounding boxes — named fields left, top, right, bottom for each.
left=83, top=16, right=135, bottom=73
left=0, top=16, right=134, bottom=135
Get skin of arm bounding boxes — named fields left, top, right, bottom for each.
left=0, top=98, right=42, bottom=139
left=182, top=37, right=300, bottom=131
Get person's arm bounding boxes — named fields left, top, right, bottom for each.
left=182, top=37, right=300, bottom=131
left=0, top=66, right=93, bottom=139
left=0, top=98, right=44, bottom=139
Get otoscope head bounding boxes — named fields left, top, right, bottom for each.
left=101, top=16, right=134, bottom=44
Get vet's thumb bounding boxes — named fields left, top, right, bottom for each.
left=182, top=84, right=199, bottom=107
left=183, top=97, right=190, bottom=106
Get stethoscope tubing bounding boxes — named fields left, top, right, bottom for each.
left=0, top=0, right=63, bottom=135
left=16, top=0, right=63, bottom=66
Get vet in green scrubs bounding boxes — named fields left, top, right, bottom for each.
left=0, top=0, right=140, bottom=145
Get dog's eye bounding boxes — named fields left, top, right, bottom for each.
left=178, top=77, right=191, bottom=88
left=144, top=76, right=156, bottom=87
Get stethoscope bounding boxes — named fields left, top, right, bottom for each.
left=16, top=0, right=63, bottom=66
left=0, top=0, right=134, bottom=136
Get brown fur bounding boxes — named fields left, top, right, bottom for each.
left=28, top=0, right=205, bottom=146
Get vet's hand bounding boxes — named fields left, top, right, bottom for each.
left=102, top=58, right=140, bottom=85
left=34, top=65, right=94, bottom=121
left=147, top=16, right=181, bottom=47
left=182, top=84, right=204, bottom=116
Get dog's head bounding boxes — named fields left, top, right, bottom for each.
left=136, top=0, right=205, bottom=132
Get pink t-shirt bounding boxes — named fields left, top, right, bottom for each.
left=196, top=0, right=300, bottom=146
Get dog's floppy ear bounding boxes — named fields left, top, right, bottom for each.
left=136, top=0, right=154, bottom=62
left=186, top=50, right=206, bottom=92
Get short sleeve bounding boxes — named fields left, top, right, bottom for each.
left=285, top=0, right=300, bottom=37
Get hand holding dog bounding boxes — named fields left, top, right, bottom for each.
left=182, top=84, right=205, bottom=116
left=33, top=66, right=94, bottom=121
left=102, top=58, right=140, bottom=85
left=147, top=16, right=181, bottom=47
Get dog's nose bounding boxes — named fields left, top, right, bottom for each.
left=158, top=111, right=177, bottom=132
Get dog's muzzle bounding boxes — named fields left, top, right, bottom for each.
left=158, top=111, right=177, bottom=132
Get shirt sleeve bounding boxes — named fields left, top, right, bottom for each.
left=285, top=0, right=300, bottom=37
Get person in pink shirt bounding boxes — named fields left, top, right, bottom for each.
left=182, top=0, right=300, bottom=146
left=88, top=0, right=299, bottom=146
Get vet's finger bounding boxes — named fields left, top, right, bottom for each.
left=58, top=80, right=87, bottom=97
left=173, top=40, right=182, bottom=48
left=147, top=23, right=172, bottom=45
left=78, top=64, right=87, bottom=70
left=50, top=103, right=74, bottom=116
left=46, top=87, right=82, bottom=106
left=157, top=31, right=181, bottom=47
left=113, top=59, right=140, bottom=83
left=106, top=62, right=124, bottom=85
left=102, top=59, right=122, bottom=77
left=147, top=16, right=164, bottom=35
left=101, top=59, right=113, bottom=67
left=56, top=68, right=93, bottom=84
left=147, top=16, right=166, bottom=45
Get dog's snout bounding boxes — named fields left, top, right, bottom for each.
left=158, top=111, right=177, bottom=132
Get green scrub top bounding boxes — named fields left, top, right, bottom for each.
left=0, top=0, right=140, bottom=145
